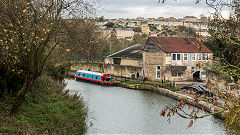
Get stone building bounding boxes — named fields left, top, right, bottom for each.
left=143, top=37, right=213, bottom=81
left=105, top=44, right=144, bottom=67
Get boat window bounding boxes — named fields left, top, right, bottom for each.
left=95, top=76, right=98, bottom=79
left=83, top=74, right=85, bottom=77
left=78, top=73, right=80, bottom=76
left=106, top=77, right=110, bottom=81
left=87, top=75, right=89, bottom=78
left=92, top=75, right=94, bottom=79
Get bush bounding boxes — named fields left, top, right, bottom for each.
left=45, top=63, right=70, bottom=82
left=0, top=75, right=88, bottom=135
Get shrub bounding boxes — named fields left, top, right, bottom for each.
left=0, top=75, right=88, bottom=135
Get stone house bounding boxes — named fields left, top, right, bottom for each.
left=183, top=16, right=199, bottom=22
left=115, top=28, right=134, bottom=40
left=143, top=37, right=213, bottom=81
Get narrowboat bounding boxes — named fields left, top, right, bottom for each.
left=75, top=70, right=119, bottom=85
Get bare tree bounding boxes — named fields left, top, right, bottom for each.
left=0, top=0, right=95, bottom=114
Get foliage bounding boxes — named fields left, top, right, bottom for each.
left=200, top=14, right=208, bottom=23
left=97, top=16, right=105, bottom=22
left=159, top=26, right=176, bottom=36
left=205, top=17, right=240, bottom=82
left=61, top=19, right=104, bottom=63
left=142, top=33, right=148, bottom=38
left=148, top=24, right=157, bottom=32
left=125, top=80, right=181, bottom=91
left=131, top=34, right=147, bottom=45
left=132, top=27, right=142, bottom=33
left=0, top=0, right=95, bottom=114
left=0, top=76, right=88, bottom=134
left=125, top=80, right=160, bottom=87
left=162, top=83, right=181, bottom=92
left=177, top=25, right=196, bottom=37
left=45, top=63, right=70, bottom=82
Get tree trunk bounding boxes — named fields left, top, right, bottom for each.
left=10, top=75, right=35, bottom=115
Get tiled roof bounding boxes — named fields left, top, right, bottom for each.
left=107, top=44, right=144, bottom=59
left=149, top=37, right=212, bottom=53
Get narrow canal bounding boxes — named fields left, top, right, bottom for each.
left=65, top=79, right=226, bottom=134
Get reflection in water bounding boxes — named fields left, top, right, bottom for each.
left=65, top=79, right=226, bottom=134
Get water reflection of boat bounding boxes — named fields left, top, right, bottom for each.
left=75, top=70, right=119, bottom=86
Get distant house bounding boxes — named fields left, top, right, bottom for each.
left=105, top=44, right=144, bottom=67
left=115, top=28, right=134, bottom=40
left=143, top=37, right=213, bottom=81
left=183, top=16, right=199, bottom=22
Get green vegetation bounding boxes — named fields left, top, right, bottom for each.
left=162, top=84, right=181, bottom=92
left=148, top=24, right=157, bottom=31
left=0, top=0, right=92, bottom=134
left=125, top=80, right=160, bottom=87
left=132, top=27, right=142, bottom=33
left=125, top=80, right=181, bottom=92
left=0, top=76, right=88, bottom=134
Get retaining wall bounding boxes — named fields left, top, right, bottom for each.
left=120, top=82, right=226, bottom=118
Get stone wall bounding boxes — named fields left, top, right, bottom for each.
left=103, top=64, right=143, bottom=78
left=71, top=63, right=143, bottom=78
left=120, top=58, right=140, bottom=67
left=143, top=52, right=166, bottom=81
left=121, top=82, right=226, bottom=118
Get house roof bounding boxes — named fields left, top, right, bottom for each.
left=149, top=37, right=212, bottom=53
left=107, top=44, right=144, bottom=59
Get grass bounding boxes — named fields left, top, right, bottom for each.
left=124, top=80, right=181, bottom=92
left=125, top=80, right=160, bottom=87
left=0, top=75, right=88, bottom=135
left=162, top=83, right=181, bottom=92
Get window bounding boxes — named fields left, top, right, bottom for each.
left=183, top=54, right=188, bottom=61
left=83, top=74, right=85, bottom=77
left=156, top=66, right=160, bottom=79
left=78, top=73, right=81, bottom=76
left=177, top=54, right=181, bottom=60
left=172, top=53, right=181, bottom=61
left=95, top=76, right=98, bottom=79
left=203, top=53, right=209, bottom=60
left=198, top=53, right=202, bottom=61
left=113, top=58, right=121, bottom=65
left=198, top=53, right=209, bottom=61
left=138, top=60, right=143, bottom=67
left=191, top=67, right=195, bottom=74
left=172, top=72, right=184, bottom=77
left=190, top=53, right=196, bottom=61
left=172, top=54, right=176, bottom=60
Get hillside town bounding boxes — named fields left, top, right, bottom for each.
left=96, top=15, right=209, bottom=40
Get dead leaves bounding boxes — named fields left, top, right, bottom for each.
left=188, top=120, right=194, bottom=128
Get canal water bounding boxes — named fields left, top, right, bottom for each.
left=65, top=79, right=226, bottom=134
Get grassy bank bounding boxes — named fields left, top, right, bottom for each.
left=124, top=80, right=181, bottom=92
left=0, top=75, right=88, bottom=135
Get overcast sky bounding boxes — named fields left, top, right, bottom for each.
left=96, top=0, right=231, bottom=19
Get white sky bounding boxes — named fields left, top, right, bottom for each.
left=96, top=0, right=232, bottom=19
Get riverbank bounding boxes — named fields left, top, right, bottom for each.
left=120, top=81, right=226, bottom=118
left=69, top=72, right=225, bottom=118
left=0, top=76, right=88, bottom=134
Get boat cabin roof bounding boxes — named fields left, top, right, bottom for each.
left=76, top=70, right=110, bottom=76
